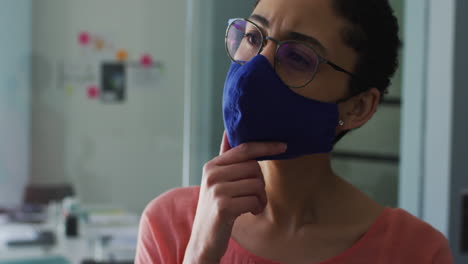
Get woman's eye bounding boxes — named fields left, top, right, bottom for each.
left=287, top=51, right=310, bottom=66
left=244, top=32, right=261, bottom=47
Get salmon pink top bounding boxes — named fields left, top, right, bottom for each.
left=135, top=186, right=453, bottom=264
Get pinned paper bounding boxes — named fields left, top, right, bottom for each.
left=60, top=61, right=97, bottom=85
left=127, top=66, right=162, bottom=90
left=101, top=63, right=126, bottom=103
left=78, top=32, right=90, bottom=46
left=87, top=85, right=99, bottom=99
left=116, top=49, right=128, bottom=61
left=140, top=54, right=153, bottom=68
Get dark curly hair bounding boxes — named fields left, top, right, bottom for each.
left=331, top=0, right=402, bottom=100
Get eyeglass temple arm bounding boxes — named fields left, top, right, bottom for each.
left=326, top=60, right=372, bottom=90
left=326, top=61, right=355, bottom=77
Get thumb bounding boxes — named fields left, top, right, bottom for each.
left=219, top=131, right=231, bottom=155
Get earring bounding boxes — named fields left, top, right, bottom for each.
left=338, top=120, right=345, bottom=127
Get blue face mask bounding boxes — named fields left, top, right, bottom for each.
left=223, top=55, right=341, bottom=160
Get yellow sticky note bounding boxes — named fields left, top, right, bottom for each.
left=65, top=85, right=75, bottom=96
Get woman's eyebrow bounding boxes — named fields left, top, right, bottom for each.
left=249, top=14, right=328, bottom=55
left=250, top=14, right=270, bottom=28
left=287, top=31, right=328, bottom=55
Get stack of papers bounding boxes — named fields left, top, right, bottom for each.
left=0, top=224, right=37, bottom=248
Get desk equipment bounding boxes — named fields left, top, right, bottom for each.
left=0, top=203, right=138, bottom=264
left=0, top=256, right=70, bottom=264
left=7, top=230, right=55, bottom=247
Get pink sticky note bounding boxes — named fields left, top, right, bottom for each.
left=87, top=85, right=99, bottom=99
left=78, top=32, right=91, bottom=46
left=140, top=54, right=153, bottom=68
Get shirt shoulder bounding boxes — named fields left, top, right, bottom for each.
left=380, top=208, right=453, bottom=263
left=143, top=185, right=200, bottom=221
left=385, top=208, right=447, bottom=243
left=135, top=186, right=201, bottom=264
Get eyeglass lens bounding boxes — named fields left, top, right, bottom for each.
left=226, top=19, right=321, bottom=88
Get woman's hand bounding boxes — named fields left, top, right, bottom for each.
left=183, top=132, right=287, bottom=264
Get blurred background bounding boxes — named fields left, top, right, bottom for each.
left=0, top=0, right=466, bottom=263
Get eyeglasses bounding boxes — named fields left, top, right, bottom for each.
left=225, top=18, right=360, bottom=89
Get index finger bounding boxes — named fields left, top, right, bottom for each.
left=214, top=142, right=287, bottom=165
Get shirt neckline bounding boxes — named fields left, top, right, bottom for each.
left=227, top=206, right=392, bottom=264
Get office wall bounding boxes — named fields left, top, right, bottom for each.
left=183, top=0, right=215, bottom=186
left=30, top=0, right=187, bottom=213
left=422, top=0, right=455, bottom=238
left=0, top=0, right=32, bottom=208
left=398, top=0, right=427, bottom=218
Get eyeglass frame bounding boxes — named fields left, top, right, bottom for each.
left=225, top=18, right=367, bottom=89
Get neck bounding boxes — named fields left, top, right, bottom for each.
left=258, top=153, right=343, bottom=230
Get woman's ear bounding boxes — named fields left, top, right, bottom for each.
left=338, top=88, right=380, bottom=131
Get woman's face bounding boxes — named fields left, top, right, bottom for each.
left=252, top=0, right=358, bottom=103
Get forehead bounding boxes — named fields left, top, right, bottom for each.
left=253, top=0, right=348, bottom=53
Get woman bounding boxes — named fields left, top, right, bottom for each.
left=136, top=0, right=454, bottom=263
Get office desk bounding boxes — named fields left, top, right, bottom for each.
left=0, top=219, right=137, bottom=264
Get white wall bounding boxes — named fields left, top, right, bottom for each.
left=422, top=0, right=455, bottom=237
left=31, top=0, right=187, bottom=213
left=0, top=0, right=32, bottom=208
left=398, top=0, right=427, bottom=217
